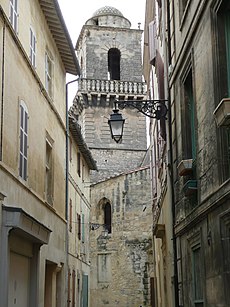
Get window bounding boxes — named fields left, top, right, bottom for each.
left=108, top=48, right=121, bottom=80
left=45, top=135, right=53, bottom=205
left=45, top=52, right=53, bottom=97
left=30, top=27, right=36, bottom=67
left=220, top=211, right=230, bottom=275
left=192, top=246, right=204, bottom=306
left=182, top=68, right=196, bottom=161
left=104, top=202, right=111, bottom=234
left=69, top=199, right=72, bottom=232
left=69, top=138, right=72, bottom=162
left=9, top=0, right=18, bottom=33
left=77, top=213, right=81, bottom=240
left=77, top=152, right=81, bottom=177
left=19, top=102, right=28, bottom=180
left=72, top=270, right=76, bottom=307
left=67, top=268, right=71, bottom=307
left=82, top=214, right=85, bottom=242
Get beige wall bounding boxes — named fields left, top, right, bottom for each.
left=0, top=1, right=70, bottom=306
left=68, top=132, right=92, bottom=306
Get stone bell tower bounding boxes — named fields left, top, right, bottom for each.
left=73, top=6, right=147, bottom=182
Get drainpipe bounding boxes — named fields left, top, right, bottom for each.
left=65, top=77, right=79, bottom=306
left=165, top=0, right=180, bottom=306
left=0, top=21, right=6, bottom=161
left=65, top=77, right=80, bottom=220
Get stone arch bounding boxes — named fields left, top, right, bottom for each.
left=97, top=197, right=112, bottom=233
left=108, top=48, right=121, bottom=80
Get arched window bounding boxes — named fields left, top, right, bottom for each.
left=108, top=48, right=121, bottom=80
left=104, top=202, right=112, bottom=233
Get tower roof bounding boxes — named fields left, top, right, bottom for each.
left=85, top=6, right=131, bottom=28
left=92, top=6, right=124, bottom=18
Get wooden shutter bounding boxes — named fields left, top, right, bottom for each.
left=149, top=21, right=157, bottom=66
left=69, top=199, right=72, bottom=232
left=77, top=214, right=81, bottom=240
left=19, top=103, right=28, bottom=180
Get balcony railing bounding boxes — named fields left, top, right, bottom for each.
left=78, top=78, right=147, bottom=96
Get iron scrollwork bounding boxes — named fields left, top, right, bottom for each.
left=115, top=99, right=168, bottom=119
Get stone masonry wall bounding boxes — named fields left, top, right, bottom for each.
left=90, top=167, right=153, bottom=307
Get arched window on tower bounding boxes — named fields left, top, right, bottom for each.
left=104, top=202, right=112, bottom=233
left=108, top=48, right=121, bottom=80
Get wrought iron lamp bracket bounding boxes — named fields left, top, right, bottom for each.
left=115, top=99, right=168, bottom=119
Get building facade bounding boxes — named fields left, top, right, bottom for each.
left=143, top=1, right=175, bottom=306
left=67, top=115, right=97, bottom=307
left=145, top=0, right=230, bottom=306
left=0, top=1, right=80, bottom=306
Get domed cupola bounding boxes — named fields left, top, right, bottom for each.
left=85, top=6, right=131, bottom=28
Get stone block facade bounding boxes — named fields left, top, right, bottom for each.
left=90, top=167, right=153, bottom=307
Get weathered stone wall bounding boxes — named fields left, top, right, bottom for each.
left=78, top=26, right=143, bottom=82
left=90, top=167, right=153, bottom=307
left=170, top=0, right=230, bottom=306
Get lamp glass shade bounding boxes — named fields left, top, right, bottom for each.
left=108, top=110, right=125, bottom=143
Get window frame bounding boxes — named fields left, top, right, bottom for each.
left=45, top=134, right=54, bottom=205
left=45, top=51, right=53, bottom=98
left=9, top=0, right=18, bottom=33
left=77, top=152, right=81, bottom=177
left=104, top=202, right=112, bottom=234
left=180, top=61, right=197, bottom=161
left=19, top=101, right=28, bottom=181
left=108, top=48, right=121, bottom=80
left=29, top=27, right=36, bottom=68
left=77, top=213, right=81, bottom=240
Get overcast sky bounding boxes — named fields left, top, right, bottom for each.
left=57, top=0, right=146, bottom=47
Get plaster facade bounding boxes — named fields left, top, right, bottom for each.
left=0, top=1, right=80, bottom=306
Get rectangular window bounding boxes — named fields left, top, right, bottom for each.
left=19, top=102, right=28, bottom=180
left=72, top=270, right=76, bottom=307
left=77, top=213, right=81, bottom=240
left=67, top=268, right=71, bottom=307
left=9, top=0, right=18, bottom=32
left=77, top=152, right=81, bottom=177
left=45, top=136, right=53, bottom=205
left=30, top=27, right=36, bottom=67
left=45, top=52, right=53, bottom=97
left=69, top=199, right=72, bottom=232
left=82, top=214, right=85, bottom=243
left=69, top=138, right=72, bottom=162
left=192, top=246, right=204, bottom=306
left=182, top=69, right=196, bottom=161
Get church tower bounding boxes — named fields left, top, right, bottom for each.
left=72, top=7, right=154, bottom=307
left=74, top=6, right=147, bottom=182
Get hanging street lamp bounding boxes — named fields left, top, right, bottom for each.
left=108, top=99, right=168, bottom=143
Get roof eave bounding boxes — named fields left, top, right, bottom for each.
left=39, top=0, right=81, bottom=76
left=69, top=117, right=97, bottom=171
